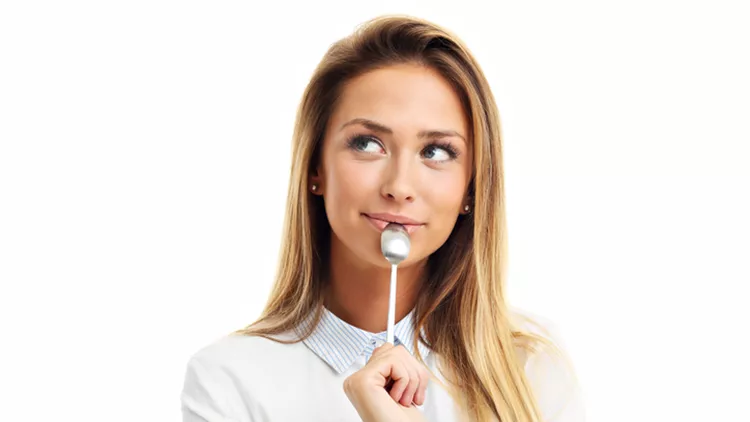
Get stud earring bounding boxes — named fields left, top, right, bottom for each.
left=463, top=204, right=470, bottom=213
left=311, top=183, right=318, bottom=192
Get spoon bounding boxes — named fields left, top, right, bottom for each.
left=380, top=223, right=411, bottom=344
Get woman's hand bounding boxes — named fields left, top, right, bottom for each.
left=343, top=343, right=430, bottom=422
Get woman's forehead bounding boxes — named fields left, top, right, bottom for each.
left=329, top=65, right=469, bottom=141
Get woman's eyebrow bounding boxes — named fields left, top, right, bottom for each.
left=340, top=117, right=466, bottom=143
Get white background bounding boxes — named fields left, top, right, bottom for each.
left=1, top=1, right=748, bottom=421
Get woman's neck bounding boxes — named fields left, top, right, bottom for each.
left=323, top=234, right=425, bottom=333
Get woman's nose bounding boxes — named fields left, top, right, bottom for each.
left=380, top=155, right=416, bottom=203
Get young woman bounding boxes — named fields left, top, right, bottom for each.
left=181, top=15, right=584, bottom=422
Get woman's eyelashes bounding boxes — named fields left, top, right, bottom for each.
left=345, top=134, right=460, bottom=163
left=346, top=134, right=384, bottom=154
left=422, top=141, right=459, bottom=162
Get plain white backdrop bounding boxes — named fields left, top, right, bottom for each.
left=1, top=1, right=748, bottom=421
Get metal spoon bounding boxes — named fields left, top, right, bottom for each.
left=380, top=223, right=411, bottom=344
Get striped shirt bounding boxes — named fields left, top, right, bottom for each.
left=295, top=306, right=431, bottom=373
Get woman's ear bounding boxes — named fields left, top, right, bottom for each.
left=460, top=180, right=475, bottom=215
left=460, top=196, right=473, bottom=214
left=309, top=169, right=324, bottom=196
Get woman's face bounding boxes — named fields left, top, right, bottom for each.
left=312, top=63, right=473, bottom=269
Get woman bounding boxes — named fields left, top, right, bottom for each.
left=181, top=14, right=584, bottom=422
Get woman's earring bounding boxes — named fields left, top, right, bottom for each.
left=311, top=183, right=318, bottom=192
left=463, top=204, right=471, bottom=213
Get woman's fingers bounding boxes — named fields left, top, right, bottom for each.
left=392, top=345, right=423, bottom=406
left=370, top=343, right=429, bottom=406
left=371, top=342, right=394, bottom=357
left=344, top=342, right=431, bottom=421
left=399, top=366, right=420, bottom=406
left=387, top=360, right=410, bottom=403
left=414, top=366, right=430, bottom=405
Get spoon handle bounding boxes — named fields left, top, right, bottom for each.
left=386, top=263, right=397, bottom=344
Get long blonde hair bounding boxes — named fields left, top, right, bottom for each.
left=237, top=15, right=564, bottom=421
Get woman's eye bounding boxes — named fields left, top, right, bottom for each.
left=349, top=136, right=383, bottom=153
left=422, top=145, right=455, bottom=162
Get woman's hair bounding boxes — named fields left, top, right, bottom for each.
left=236, top=14, right=566, bottom=421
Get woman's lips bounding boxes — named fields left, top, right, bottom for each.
left=362, top=214, right=424, bottom=235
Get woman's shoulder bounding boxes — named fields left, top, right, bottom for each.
left=509, top=307, right=560, bottom=340
left=187, top=329, right=303, bottom=370
left=508, top=307, right=587, bottom=421
left=181, top=329, right=308, bottom=419
left=181, top=330, right=307, bottom=419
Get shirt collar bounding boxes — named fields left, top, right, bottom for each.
left=295, top=306, right=431, bottom=374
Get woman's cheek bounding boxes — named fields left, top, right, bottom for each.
left=423, top=169, right=466, bottom=209
left=337, top=161, right=382, bottom=198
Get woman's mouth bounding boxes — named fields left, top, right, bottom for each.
left=362, top=213, right=425, bottom=235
